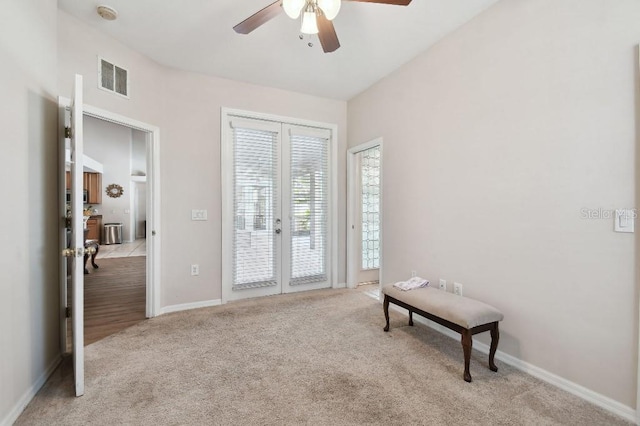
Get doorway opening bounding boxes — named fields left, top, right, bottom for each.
left=347, top=139, right=383, bottom=298
left=59, top=99, right=161, bottom=352
left=82, top=117, right=148, bottom=345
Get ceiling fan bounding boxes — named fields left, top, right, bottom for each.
left=233, top=0, right=412, bottom=53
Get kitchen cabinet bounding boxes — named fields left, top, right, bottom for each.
left=86, top=215, right=102, bottom=243
left=84, top=172, right=102, bottom=204
left=66, top=172, right=102, bottom=204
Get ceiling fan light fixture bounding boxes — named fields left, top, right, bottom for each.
left=317, top=0, right=341, bottom=20
left=283, top=0, right=305, bottom=19
left=300, top=10, right=319, bottom=35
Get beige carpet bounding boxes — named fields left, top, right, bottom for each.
left=17, top=289, right=630, bottom=425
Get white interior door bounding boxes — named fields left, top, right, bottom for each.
left=223, top=116, right=332, bottom=301
left=68, top=74, right=85, bottom=396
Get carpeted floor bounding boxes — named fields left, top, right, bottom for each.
left=18, top=289, right=630, bottom=425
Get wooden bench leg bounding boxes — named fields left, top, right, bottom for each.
left=461, top=330, right=472, bottom=382
left=383, top=295, right=390, bottom=332
left=408, top=311, right=413, bottom=326
left=489, top=322, right=499, bottom=372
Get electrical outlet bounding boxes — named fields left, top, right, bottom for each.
left=411, top=270, right=417, bottom=278
left=191, top=264, right=199, bottom=276
left=453, top=282, right=463, bottom=296
left=439, top=279, right=447, bottom=291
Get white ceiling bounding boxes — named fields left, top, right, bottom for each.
left=58, top=0, right=498, bottom=100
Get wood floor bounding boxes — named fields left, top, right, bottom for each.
left=68, top=256, right=147, bottom=346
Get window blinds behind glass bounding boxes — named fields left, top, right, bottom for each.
left=232, top=125, right=279, bottom=290
left=289, top=130, right=329, bottom=285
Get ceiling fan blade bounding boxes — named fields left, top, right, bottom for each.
left=344, top=0, right=412, bottom=5
left=317, top=13, right=340, bottom=53
left=233, top=0, right=283, bottom=34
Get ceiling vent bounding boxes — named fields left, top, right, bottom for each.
left=98, top=57, right=129, bottom=98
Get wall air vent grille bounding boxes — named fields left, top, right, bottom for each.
left=98, top=57, right=129, bottom=98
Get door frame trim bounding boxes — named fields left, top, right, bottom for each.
left=58, top=97, right=161, bottom=352
left=347, top=138, right=384, bottom=290
left=220, top=107, right=339, bottom=304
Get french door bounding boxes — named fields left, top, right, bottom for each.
left=223, top=114, right=333, bottom=302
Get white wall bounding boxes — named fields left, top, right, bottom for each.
left=57, top=10, right=348, bottom=308
left=84, top=116, right=134, bottom=241
left=0, top=0, right=60, bottom=423
left=131, top=129, right=146, bottom=176
left=348, top=0, right=640, bottom=410
left=134, top=182, right=147, bottom=239
left=131, top=130, right=147, bottom=240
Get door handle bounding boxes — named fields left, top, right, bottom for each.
left=61, top=247, right=86, bottom=257
left=62, top=248, right=75, bottom=258
left=275, top=229, right=281, bottom=234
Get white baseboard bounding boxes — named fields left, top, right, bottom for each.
left=1, top=355, right=62, bottom=426
left=159, top=299, right=221, bottom=315
left=334, top=282, right=347, bottom=289
left=388, top=304, right=636, bottom=423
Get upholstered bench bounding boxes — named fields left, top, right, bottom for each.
left=382, top=283, right=504, bottom=382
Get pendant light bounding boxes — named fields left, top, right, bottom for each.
left=300, top=7, right=319, bottom=35
left=283, top=0, right=342, bottom=30
left=318, top=0, right=341, bottom=20
left=283, top=0, right=305, bottom=19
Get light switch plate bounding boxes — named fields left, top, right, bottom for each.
left=614, top=209, right=634, bottom=233
left=191, top=209, right=208, bottom=221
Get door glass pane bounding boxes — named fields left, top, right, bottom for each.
left=233, top=126, right=279, bottom=290
left=361, top=146, right=380, bottom=269
left=290, top=132, right=328, bottom=285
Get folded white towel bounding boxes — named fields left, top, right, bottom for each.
left=393, top=276, right=429, bottom=291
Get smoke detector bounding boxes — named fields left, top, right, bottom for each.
left=97, top=5, right=118, bottom=21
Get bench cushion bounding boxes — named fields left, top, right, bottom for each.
left=382, top=284, right=503, bottom=329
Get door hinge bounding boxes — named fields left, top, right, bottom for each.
left=65, top=307, right=71, bottom=318
left=65, top=126, right=71, bottom=139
